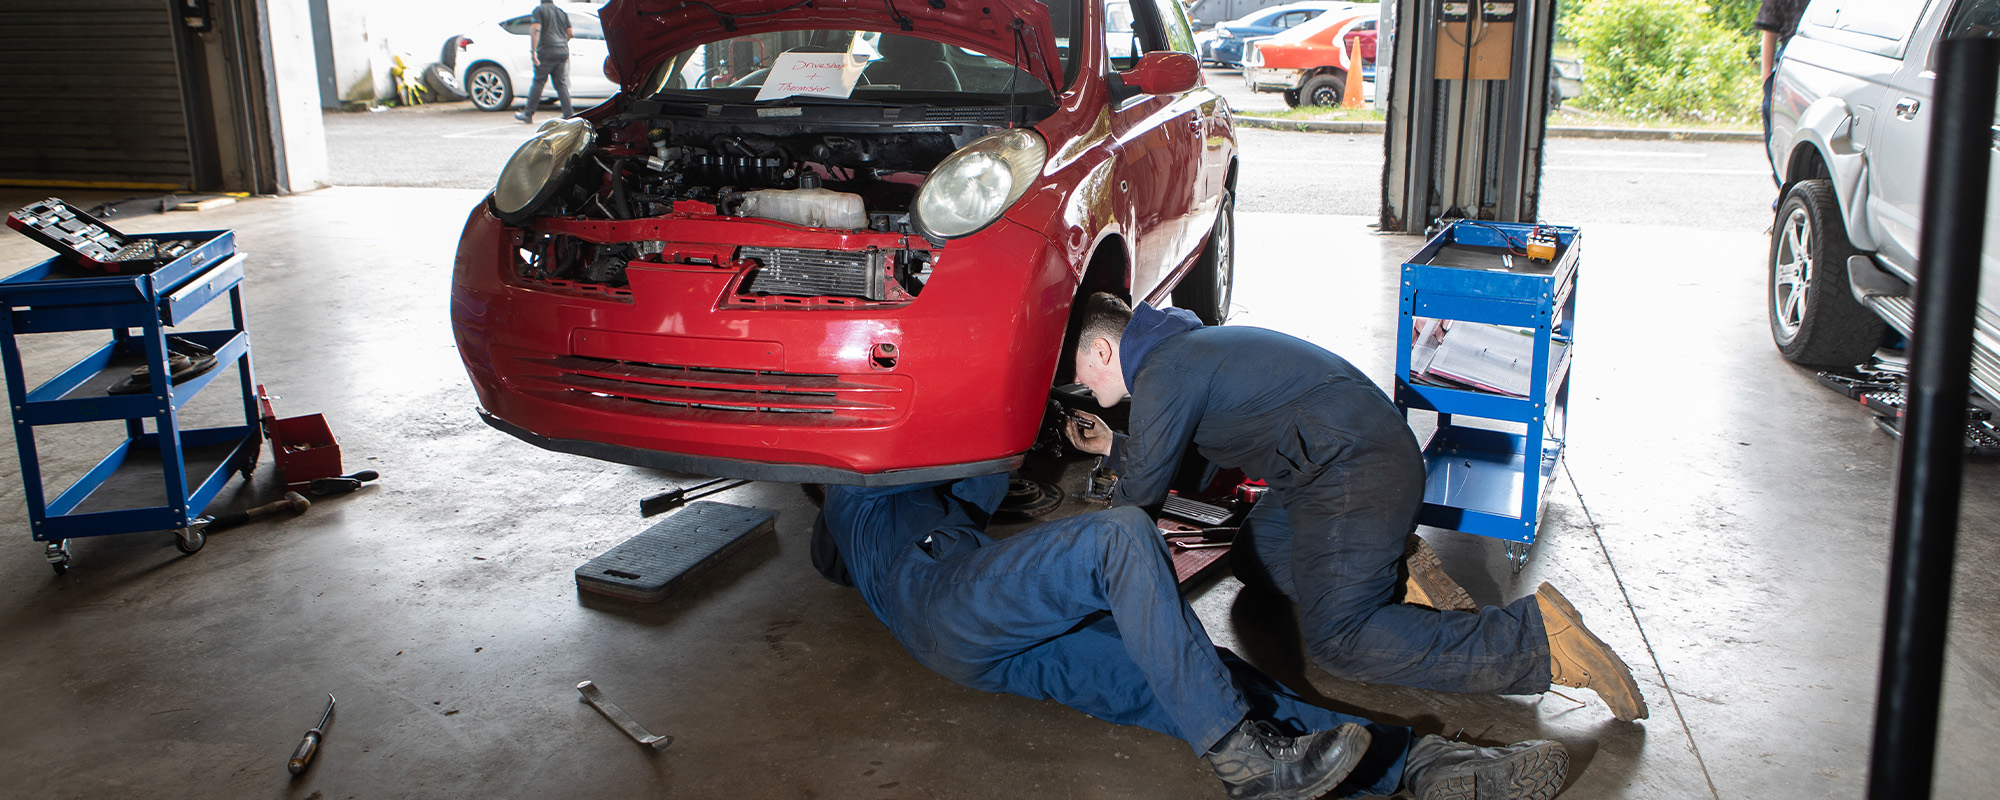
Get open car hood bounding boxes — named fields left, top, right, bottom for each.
left=602, top=0, right=1065, bottom=95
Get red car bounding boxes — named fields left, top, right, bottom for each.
left=1241, top=8, right=1377, bottom=107
left=452, top=0, right=1237, bottom=484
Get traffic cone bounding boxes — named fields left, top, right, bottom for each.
left=1341, top=37, right=1366, bottom=108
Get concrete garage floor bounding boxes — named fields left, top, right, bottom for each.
left=0, top=187, right=1994, bottom=799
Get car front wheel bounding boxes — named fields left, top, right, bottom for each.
left=467, top=64, right=514, bottom=112
left=1282, top=89, right=1301, bottom=108
left=1302, top=74, right=1344, bottom=107
left=1769, top=178, right=1885, bottom=368
left=1175, top=187, right=1235, bottom=325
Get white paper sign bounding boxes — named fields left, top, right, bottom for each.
left=754, top=50, right=868, bottom=101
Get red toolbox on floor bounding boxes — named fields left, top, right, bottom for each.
left=257, top=385, right=343, bottom=486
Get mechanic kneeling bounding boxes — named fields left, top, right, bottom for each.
left=1064, top=294, right=1648, bottom=723
left=811, top=474, right=1570, bottom=799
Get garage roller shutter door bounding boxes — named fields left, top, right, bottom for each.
left=0, top=0, right=193, bottom=189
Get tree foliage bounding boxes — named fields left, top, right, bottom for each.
left=1706, top=0, right=1761, bottom=36
left=1561, top=0, right=1760, bottom=123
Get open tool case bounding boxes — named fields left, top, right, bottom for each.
left=6, top=197, right=204, bottom=274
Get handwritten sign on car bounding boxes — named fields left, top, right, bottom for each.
left=754, top=50, right=867, bottom=101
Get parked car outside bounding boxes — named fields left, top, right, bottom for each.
left=1764, top=0, right=2000, bottom=408
left=1240, top=5, right=1377, bottom=106
left=1205, top=1, right=1355, bottom=68
left=451, top=3, right=619, bottom=112
left=1340, top=24, right=1375, bottom=80
left=1186, top=0, right=1300, bottom=31
left=451, top=0, right=1239, bottom=484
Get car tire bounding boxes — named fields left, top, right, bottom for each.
left=1302, top=73, right=1344, bottom=107
left=1282, top=89, right=1302, bottom=107
left=1175, top=187, right=1235, bottom=326
left=1769, top=179, right=1886, bottom=368
left=425, top=63, right=467, bottom=102
left=467, top=64, right=513, bottom=112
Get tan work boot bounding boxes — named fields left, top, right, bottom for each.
left=1402, top=534, right=1477, bottom=612
left=1536, top=582, right=1648, bottom=721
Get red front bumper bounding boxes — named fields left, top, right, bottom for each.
left=450, top=202, right=1074, bottom=484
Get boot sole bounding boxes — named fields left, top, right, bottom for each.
left=1416, top=739, right=1569, bottom=800
left=1404, top=534, right=1477, bottom=612
left=1537, top=582, right=1648, bottom=721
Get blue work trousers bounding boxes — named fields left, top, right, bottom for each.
left=1231, top=435, right=1553, bottom=695
left=841, top=493, right=1409, bottom=796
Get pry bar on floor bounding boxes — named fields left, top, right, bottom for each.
left=576, top=680, right=673, bottom=750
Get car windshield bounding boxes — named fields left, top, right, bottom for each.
left=644, top=0, right=1075, bottom=102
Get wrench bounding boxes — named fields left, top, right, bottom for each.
left=576, top=681, right=673, bottom=750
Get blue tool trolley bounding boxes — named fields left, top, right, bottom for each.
left=0, top=230, right=260, bottom=574
left=1393, top=221, right=1578, bottom=569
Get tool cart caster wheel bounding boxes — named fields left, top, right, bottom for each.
left=45, top=539, right=71, bottom=575
left=174, top=527, right=206, bottom=555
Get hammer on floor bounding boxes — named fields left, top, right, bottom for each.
left=203, top=491, right=310, bottom=533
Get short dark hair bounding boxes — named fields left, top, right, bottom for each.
left=1075, top=292, right=1133, bottom=357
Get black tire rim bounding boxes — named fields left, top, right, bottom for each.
left=1309, top=82, right=1342, bottom=106
left=1773, top=203, right=1814, bottom=343
left=469, top=68, right=508, bottom=110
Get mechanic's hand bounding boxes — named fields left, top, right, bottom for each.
left=1066, top=411, right=1113, bottom=456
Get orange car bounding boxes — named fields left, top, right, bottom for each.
left=1240, top=7, right=1378, bottom=107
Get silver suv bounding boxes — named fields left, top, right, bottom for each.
left=1766, top=0, right=2000, bottom=401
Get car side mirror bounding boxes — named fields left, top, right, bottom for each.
left=1120, top=51, right=1201, bottom=95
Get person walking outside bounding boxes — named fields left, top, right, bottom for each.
left=517, top=0, right=573, bottom=123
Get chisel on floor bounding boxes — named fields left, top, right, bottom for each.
left=288, top=694, right=335, bottom=775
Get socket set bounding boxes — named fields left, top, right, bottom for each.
left=8, top=197, right=198, bottom=273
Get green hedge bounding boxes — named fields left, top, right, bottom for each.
left=1561, top=0, right=1761, bottom=123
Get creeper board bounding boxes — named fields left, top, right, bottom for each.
left=576, top=501, right=776, bottom=602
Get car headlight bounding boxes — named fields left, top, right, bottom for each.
left=911, top=129, right=1048, bottom=241
left=493, top=118, right=593, bottom=224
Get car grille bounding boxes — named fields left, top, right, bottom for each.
left=513, top=355, right=907, bottom=422
left=738, top=246, right=888, bottom=300
left=922, top=107, right=1009, bottom=124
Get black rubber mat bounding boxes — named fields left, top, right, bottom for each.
left=575, top=501, right=776, bottom=603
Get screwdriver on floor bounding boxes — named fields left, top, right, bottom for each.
left=288, top=694, right=335, bottom=776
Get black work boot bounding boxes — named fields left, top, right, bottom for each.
left=1204, top=719, right=1371, bottom=800
left=1401, top=734, right=1569, bottom=800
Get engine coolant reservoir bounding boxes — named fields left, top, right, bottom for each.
left=738, top=174, right=866, bottom=229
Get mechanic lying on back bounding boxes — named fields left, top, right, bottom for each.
left=811, top=473, right=1570, bottom=800
left=1064, top=294, right=1649, bottom=722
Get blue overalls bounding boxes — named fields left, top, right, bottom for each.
left=814, top=474, right=1410, bottom=796
left=1105, top=304, right=1552, bottom=695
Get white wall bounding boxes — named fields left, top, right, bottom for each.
left=324, top=1, right=599, bottom=103
left=267, top=0, right=330, bottom=191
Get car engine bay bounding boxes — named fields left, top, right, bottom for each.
left=497, top=101, right=1046, bottom=304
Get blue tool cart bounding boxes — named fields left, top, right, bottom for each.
left=1394, top=221, right=1578, bottom=569
left=0, top=230, right=260, bottom=574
